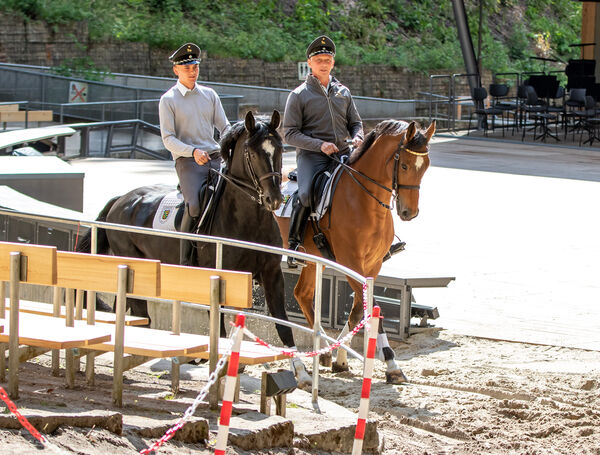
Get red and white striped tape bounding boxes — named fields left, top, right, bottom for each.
left=214, top=313, right=245, bottom=455
left=352, top=305, right=381, bottom=455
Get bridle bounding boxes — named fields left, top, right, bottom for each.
left=331, top=143, right=429, bottom=211
left=212, top=137, right=282, bottom=205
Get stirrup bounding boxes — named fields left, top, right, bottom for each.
left=286, top=245, right=306, bottom=269
left=382, top=241, right=406, bottom=262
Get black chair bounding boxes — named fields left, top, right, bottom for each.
left=574, top=96, right=598, bottom=145
left=521, top=86, right=559, bottom=142
left=489, top=83, right=517, bottom=135
left=467, top=87, right=505, bottom=136
left=563, top=88, right=586, bottom=139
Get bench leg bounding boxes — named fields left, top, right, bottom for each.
left=51, top=287, right=63, bottom=377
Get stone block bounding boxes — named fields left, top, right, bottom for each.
left=227, top=412, right=294, bottom=450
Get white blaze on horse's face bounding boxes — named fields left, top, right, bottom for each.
left=262, top=140, right=276, bottom=167
left=415, top=155, right=425, bottom=172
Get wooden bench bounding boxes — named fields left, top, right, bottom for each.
left=158, top=263, right=285, bottom=406
left=3, top=299, right=149, bottom=326
left=0, top=110, right=54, bottom=129
left=1, top=242, right=286, bottom=408
left=0, top=241, right=113, bottom=399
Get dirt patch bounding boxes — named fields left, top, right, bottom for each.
left=0, top=330, right=599, bottom=454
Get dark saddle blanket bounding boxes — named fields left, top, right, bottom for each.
left=276, top=162, right=344, bottom=219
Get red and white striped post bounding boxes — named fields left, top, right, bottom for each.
left=214, top=313, right=245, bottom=455
left=352, top=305, right=381, bottom=455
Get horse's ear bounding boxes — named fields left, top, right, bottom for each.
left=245, top=111, right=256, bottom=134
left=270, top=110, right=280, bottom=130
left=404, top=121, right=417, bottom=143
left=424, top=120, right=436, bottom=142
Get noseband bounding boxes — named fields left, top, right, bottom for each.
left=214, top=140, right=282, bottom=205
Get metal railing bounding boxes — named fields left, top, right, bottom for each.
left=0, top=207, right=373, bottom=408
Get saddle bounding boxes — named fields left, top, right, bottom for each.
left=152, top=165, right=225, bottom=234
left=276, top=160, right=344, bottom=221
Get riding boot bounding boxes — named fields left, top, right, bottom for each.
left=382, top=241, right=406, bottom=263
left=287, top=198, right=311, bottom=268
left=179, top=208, right=198, bottom=266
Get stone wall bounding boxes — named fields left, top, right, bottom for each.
left=0, top=12, right=490, bottom=99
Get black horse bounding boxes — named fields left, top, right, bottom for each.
left=77, top=111, right=311, bottom=386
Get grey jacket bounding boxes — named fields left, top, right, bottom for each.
left=283, top=74, right=363, bottom=155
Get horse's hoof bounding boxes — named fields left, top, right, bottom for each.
left=331, top=362, right=349, bottom=373
left=296, top=376, right=312, bottom=390
left=319, top=352, right=332, bottom=367
left=386, top=369, right=408, bottom=384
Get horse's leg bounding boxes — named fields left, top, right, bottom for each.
left=376, top=307, right=408, bottom=384
left=259, top=265, right=311, bottom=388
left=336, top=277, right=407, bottom=384
left=126, top=297, right=151, bottom=327
left=332, top=277, right=365, bottom=373
left=294, top=263, right=332, bottom=367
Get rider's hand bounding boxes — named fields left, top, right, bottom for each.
left=193, top=149, right=210, bottom=166
left=320, top=142, right=339, bottom=156
left=352, top=136, right=363, bottom=148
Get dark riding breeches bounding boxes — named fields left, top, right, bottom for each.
left=175, top=156, right=220, bottom=217
left=296, top=150, right=346, bottom=207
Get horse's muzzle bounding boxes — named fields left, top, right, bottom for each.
left=263, top=193, right=283, bottom=211
left=399, top=207, right=419, bottom=221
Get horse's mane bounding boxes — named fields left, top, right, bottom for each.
left=219, top=117, right=282, bottom=167
left=348, top=120, right=428, bottom=165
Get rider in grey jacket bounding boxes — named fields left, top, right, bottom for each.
left=282, top=35, right=364, bottom=267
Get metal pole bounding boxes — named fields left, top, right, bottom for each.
left=215, top=242, right=223, bottom=269
left=312, top=264, right=323, bottom=409
left=8, top=252, right=20, bottom=398
left=364, top=277, right=374, bottom=355
left=209, top=275, right=220, bottom=409
left=65, top=288, right=75, bottom=388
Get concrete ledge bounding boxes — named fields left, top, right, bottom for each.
left=0, top=409, right=122, bottom=435
left=126, top=415, right=209, bottom=443
left=227, top=412, right=293, bottom=450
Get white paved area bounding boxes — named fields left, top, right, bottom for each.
left=69, top=135, right=600, bottom=351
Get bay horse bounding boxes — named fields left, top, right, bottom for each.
left=78, top=111, right=311, bottom=386
left=276, top=119, right=435, bottom=383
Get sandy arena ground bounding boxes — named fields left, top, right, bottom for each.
left=0, top=330, right=598, bottom=454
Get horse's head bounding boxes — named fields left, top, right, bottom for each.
left=394, top=121, right=435, bottom=220
left=220, top=110, right=284, bottom=211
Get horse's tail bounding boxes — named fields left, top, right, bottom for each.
left=76, top=196, right=120, bottom=254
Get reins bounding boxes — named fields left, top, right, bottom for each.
left=211, top=143, right=281, bottom=205
left=329, top=145, right=428, bottom=210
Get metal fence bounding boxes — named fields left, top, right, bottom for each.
left=0, top=64, right=242, bottom=123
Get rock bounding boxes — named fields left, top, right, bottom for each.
left=227, top=412, right=293, bottom=450
left=0, top=410, right=122, bottom=435
left=126, top=415, right=208, bottom=443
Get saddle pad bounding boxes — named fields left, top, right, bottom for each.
left=152, top=191, right=183, bottom=231
left=275, top=181, right=297, bottom=218
left=276, top=164, right=343, bottom=220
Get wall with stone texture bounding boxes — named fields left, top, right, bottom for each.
left=0, top=12, right=490, bottom=100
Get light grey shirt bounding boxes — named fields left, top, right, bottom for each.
left=159, top=81, right=229, bottom=160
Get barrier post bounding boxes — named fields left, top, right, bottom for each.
left=214, top=314, right=245, bottom=455
left=352, top=305, right=381, bottom=455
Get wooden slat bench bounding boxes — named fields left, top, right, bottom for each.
left=0, top=110, right=54, bottom=129
left=0, top=241, right=113, bottom=399
left=2, top=299, right=149, bottom=326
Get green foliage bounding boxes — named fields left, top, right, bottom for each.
left=0, top=0, right=583, bottom=74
